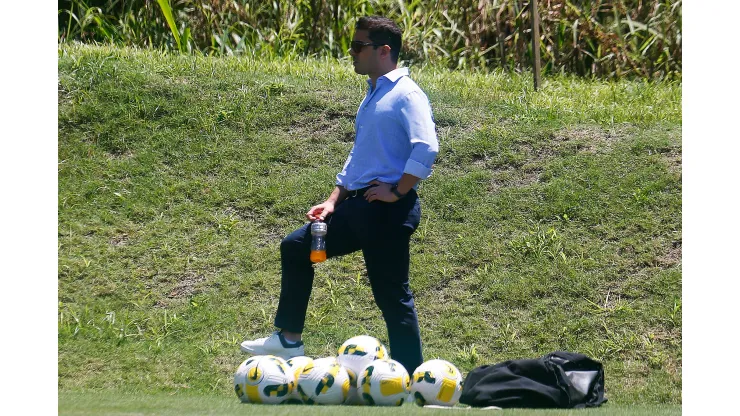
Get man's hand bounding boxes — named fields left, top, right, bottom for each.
left=306, top=201, right=336, bottom=221
left=364, top=180, right=400, bottom=203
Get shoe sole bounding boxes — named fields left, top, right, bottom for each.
left=240, top=343, right=303, bottom=359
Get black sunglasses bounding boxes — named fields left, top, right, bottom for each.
left=350, top=40, right=384, bottom=53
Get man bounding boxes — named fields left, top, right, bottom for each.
left=240, top=16, right=438, bottom=375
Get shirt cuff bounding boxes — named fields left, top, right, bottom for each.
left=404, top=159, right=433, bottom=179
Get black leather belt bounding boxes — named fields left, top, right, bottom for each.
left=346, top=185, right=377, bottom=198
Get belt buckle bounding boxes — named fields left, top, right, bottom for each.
left=350, top=185, right=376, bottom=198
left=349, top=187, right=365, bottom=198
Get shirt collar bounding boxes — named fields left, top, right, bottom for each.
left=366, top=67, right=409, bottom=87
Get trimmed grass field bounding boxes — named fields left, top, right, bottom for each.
left=58, top=44, right=681, bottom=410
left=58, top=391, right=681, bottom=415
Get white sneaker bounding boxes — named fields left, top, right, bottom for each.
left=240, top=331, right=305, bottom=359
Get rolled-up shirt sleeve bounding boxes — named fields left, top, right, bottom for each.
left=398, top=90, right=439, bottom=179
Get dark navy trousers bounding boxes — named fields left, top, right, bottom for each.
left=274, top=189, right=423, bottom=374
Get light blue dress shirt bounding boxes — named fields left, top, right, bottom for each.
left=335, top=67, right=439, bottom=191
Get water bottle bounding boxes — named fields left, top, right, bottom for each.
left=310, top=221, right=328, bottom=263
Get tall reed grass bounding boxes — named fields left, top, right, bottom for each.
left=58, top=0, right=681, bottom=79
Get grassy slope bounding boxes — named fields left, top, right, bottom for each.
left=58, top=44, right=681, bottom=405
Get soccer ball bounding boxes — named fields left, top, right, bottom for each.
left=344, top=381, right=365, bottom=406
left=285, top=356, right=314, bottom=404
left=296, top=356, right=351, bottom=405
left=337, top=335, right=389, bottom=405
left=336, top=336, right=388, bottom=385
left=409, top=359, right=463, bottom=407
left=234, top=355, right=295, bottom=404
left=357, top=358, right=410, bottom=406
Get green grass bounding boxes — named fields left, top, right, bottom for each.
left=58, top=391, right=681, bottom=415
left=58, top=44, right=681, bottom=408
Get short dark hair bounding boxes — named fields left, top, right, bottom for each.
left=355, top=16, right=402, bottom=63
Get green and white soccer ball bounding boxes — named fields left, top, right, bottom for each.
left=336, top=335, right=388, bottom=405
left=285, top=356, right=314, bottom=404
left=234, top=355, right=295, bottom=404
left=296, top=356, right=350, bottom=405
left=410, top=359, right=463, bottom=407
left=357, top=358, right=410, bottom=406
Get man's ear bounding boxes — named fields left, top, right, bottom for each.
left=380, top=45, right=392, bottom=60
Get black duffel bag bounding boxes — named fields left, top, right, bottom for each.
left=459, top=351, right=607, bottom=408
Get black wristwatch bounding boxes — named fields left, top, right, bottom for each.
left=390, top=185, right=406, bottom=199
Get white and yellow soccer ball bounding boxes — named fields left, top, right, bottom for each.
left=336, top=335, right=388, bottom=405
left=409, top=359, right=463, bottom=407
left=234, top=355, right=295, bottom=404
left=357, top=358, right=410, bottom=406
left=344, top=383, right=365, bottom=406
left=296, top=356, right=351, bottom=405
left=285, top=356, right=314, bottom=404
